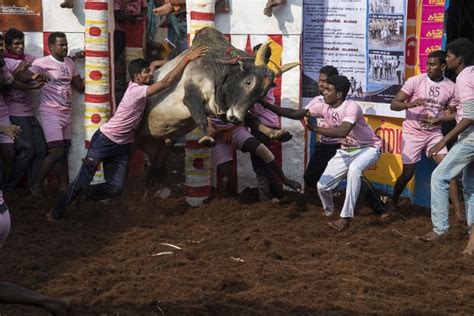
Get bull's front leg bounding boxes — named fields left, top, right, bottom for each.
left=183, top=82, right=216, bottom=147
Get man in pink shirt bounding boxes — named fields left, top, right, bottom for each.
left=418, top=38, right=474, bottom=255
left=382, top=50, right=462, bottom=220
left=306, top=75, right=382, bottom=231
left=50, top=46, right=208, bottom=220
left=3, top=28, right=47, bottom=193
left=0, top=34, right=17, bottom=191
left=29, top=32, right=85, bottom=197
left=210, top=117, right=300, bottom=199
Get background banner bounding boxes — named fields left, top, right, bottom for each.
left=303, top=0, right=407, bottom=106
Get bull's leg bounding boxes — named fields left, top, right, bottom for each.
left=138, top=140, right=159, bottom=199
left=183, top=82, right=216, bottom=147
left=145, top=143, right=171, bottom=199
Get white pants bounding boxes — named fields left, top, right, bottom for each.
left=317, top=147, right=381, bottom=218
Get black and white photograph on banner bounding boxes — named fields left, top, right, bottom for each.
left=368, top=15, right=404, bottom=50
left=369, top=0, right=404, bottom=14
left=368, top=50, right=404, bottom=86
left=347, top=75, right=365, bottom=99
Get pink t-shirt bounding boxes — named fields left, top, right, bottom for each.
left=0, top=65, right=12, bottom=120
left=100, top=81, right=148, bottom=144
left=308, top=99, right=381, bottom=149
left=250, top=88, right=280, bottom=129
left=31, top=56, right=79, bottom=118
left=401, top=73, right=457, bottom=135
left=114, top=0, right=147, bottom=32
left=455, top=66, right=474, bottom=140
left=455, top=66, right=474, bottom=122
left=305, top=96, right=341, bottom=145
left=4, top=54, right=36, bottom=117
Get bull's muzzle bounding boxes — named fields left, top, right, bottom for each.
left=226, top=108, right=243, bottom=124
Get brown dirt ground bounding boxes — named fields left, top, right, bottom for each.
left=1, top=147, right=474, bottom=315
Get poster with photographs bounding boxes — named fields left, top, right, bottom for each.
left=303, top=0, right=407, bottom=105
left=0, top=0, right=42, bottom=32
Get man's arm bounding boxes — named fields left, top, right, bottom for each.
left=72, top=75, right=85, bottom=93
left=146, top=46, right=208, bottom=96
left=307, top=121, right=354, bottom=138
left=260, top=99, right=308, bottom=120
left=428, top=99, right=474, bottom=156
left=428, top=118, right=473, bottom=157
left=390, top=90, right=424, bottom=111
left=11, top=79, right=43, bottom=90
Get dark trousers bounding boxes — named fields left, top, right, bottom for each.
left=250, top=150, right=284, bottom=201
left=114, top=30, right=126, bottom=62
left=8, top=116, right=46, bottom=188
left=305, top=142, right=386, bottom=213
left=53, top=130, right=130, bottom=219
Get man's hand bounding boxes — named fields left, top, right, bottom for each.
left=13, top=61, right=31, bottom=76
left=304, top=117, right=317, bottom=132
left=29, top=80, right=45, bottom=89
left=185, top=45, right=209, bottom=61
left=407, top=98, right=425, bottom=109
left=0, top=125, right=21, bottom=139
left=31, top=73, right=46, bottom=83
left=420, top=116, right=440, bottom=129
left=428, top=140, right=446, bottom=158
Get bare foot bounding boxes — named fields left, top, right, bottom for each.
left=59, top=0, right=74, bottom=8
left=328, top=217, right=351, bottom=232
left=417, top=230, right=442, bottom=242
left=46, top=210, right=60, bottom=222
left=462, top=233, right=474, bottom=255
left=283, top=178, right=301, bottom=192
left=198, top=136, right=216, bottom=147
left=44, top=297, right=72, bottom=316
left=153, top=3, right=173, bottom=16
left=270, top=130, right=292, bottom=142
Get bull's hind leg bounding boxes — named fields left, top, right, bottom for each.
left=183, top=82, right=216, bottom=147
left=141, top=141, right=171, bottom=199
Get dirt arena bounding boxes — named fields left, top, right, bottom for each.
left=1, top=148, right=473, bottom=315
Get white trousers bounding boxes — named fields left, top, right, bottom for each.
left=317, top=147, right=381, bottom=218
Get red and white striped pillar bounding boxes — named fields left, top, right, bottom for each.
left=84, top=0, right=111, bottom=181
left=185, top=0, right=216, bottom=206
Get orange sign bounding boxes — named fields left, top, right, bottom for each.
left=0, top=0, right=42, bottom=32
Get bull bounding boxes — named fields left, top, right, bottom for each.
left=135, top=27, right=298, bottom=190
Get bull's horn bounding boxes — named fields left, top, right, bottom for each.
left=281, top=62, right=301, bottom=73
left=267, top=60, right=300, bottom=76
left=254, top=41, right=272, bottom=66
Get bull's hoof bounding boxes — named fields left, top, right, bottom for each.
left=165, top=138, right=175, bottom=146
left=198, top=136, right=216, bottom=147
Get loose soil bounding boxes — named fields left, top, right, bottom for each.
left=1, top=147, right=473, bottom=315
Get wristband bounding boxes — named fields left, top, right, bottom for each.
left=183, top=56, right=190, bottom=64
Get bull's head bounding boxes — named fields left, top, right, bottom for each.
left=223, top=42, right=299, bottom=123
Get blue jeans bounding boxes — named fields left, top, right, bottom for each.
left=431, top=139, right=474, bottom=235
left=52, top=130, right=130, bottom=219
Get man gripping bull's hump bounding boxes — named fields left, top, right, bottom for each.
left=49, top=46, right=208, bottom=220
